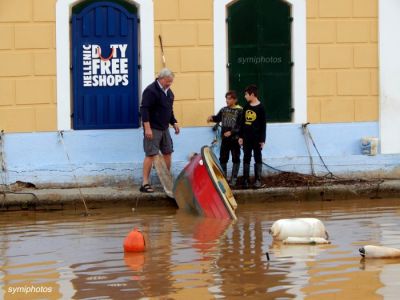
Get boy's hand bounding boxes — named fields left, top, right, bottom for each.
left=207, top=116, right=213, bottom=122
left=223, top=131, right=232, bottom=137
left=238, top=138, right=243, bottom=146
left=260, top=142, right=265, bottom=149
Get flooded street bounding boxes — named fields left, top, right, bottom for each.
left=1, top=199, right=400, bottom=299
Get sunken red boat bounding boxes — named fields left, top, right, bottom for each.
left=173, top=146, right=237, bottom=220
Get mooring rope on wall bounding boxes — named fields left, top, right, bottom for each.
left=58, top=131, right=89, bottom=216
left=0, top=130, right=7, bottom=186
left=302, top=123, right=334, bottom=178
left=0, top=130, right=7, bottom=204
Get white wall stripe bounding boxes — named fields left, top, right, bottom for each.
left=379, top=0, right=400, bottom=154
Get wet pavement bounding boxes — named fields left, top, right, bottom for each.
left=1, top=198, right=400, bottom=299
left=1, top=179, right=400, bottom=211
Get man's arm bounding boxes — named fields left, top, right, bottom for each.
left=140, top=89, right=154, bottom=139
left=140, top=89, right=154, bottom=123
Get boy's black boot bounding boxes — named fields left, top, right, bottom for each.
left=253, top=163, right=263, bottom=189
left=242, top=163, right=250, bottom=189
left=230, top=163, right=240, bottom=187
left=220, top=163, right=227, bottom=177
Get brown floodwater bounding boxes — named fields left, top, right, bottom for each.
left=1, top=198, right=400, bottom=299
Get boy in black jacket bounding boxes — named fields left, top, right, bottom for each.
left=207, top=91, right=243, bottom=186
left=238, top=85, right=266, bottom=188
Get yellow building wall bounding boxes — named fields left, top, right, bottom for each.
left=0, top=0, right=57, bottom=132
left=307, top=0, right=379, bottom=123
left=0, top=0, right=379, bottom=132
left=154, top=0, right=214, bottom=127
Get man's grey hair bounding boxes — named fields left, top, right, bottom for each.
left=157, top=68, right=175, bottom=79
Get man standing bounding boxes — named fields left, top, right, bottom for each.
left=140, top=68, right=180, bottom=193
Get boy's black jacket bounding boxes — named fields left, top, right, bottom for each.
left=211, top=105, right=243, bottom=138
left=240, top=103, right=266, bottom=143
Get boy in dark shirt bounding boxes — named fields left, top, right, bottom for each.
left=207, top=91, right=243, bottom=186
left=238, top=85, right=266, bottom=188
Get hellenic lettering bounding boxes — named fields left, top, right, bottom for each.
left=82, top=44, right=129, bottom=87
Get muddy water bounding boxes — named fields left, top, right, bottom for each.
left=1, top=199, right=400, bottom=299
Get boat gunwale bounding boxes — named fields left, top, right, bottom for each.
left=201, top=146, right=237, bottom=220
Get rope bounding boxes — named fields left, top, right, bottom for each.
left=58, top=131, right=89, bottom=216
left=0, top=130, right=7, bottom=204
left=0, top=130, right=7, bottom=186
left=302, top=123, right=316, bottom=176
left=210, top=124, right=222, bottom=153
left=262, top=161, right=289, bottom=174
left=96, top=46, right=115, bottom=61
left=302, top=123, right=334, bottom=178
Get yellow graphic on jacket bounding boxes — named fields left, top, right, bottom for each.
left=245, top=110, right=256, bottom=125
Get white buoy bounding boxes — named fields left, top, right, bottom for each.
left=270, top=218, right=329, bottom=242
left=282, top=237, right=330, bottom=245
left=359, top=245, right=400, bottom=258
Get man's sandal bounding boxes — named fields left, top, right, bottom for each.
left=140, top=184, right=154, bottom=193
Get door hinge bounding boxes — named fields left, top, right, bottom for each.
left=138, top=64, right=142, bottom=70
left=289, top=17, right=294, bottom=22
left=290, top=108, right=295, bottom=113
left=70, top=113, right=74, bottom=118
left=137, top=18, right=140, bottom=24
left=226, top=63, right=230, bottom=68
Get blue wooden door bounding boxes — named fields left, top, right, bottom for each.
left=72, top=1, right=139, bottom=129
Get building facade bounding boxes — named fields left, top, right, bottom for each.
left=0, top=0, right=399, bottom=185
left=0, top=0, right=381, bottom=128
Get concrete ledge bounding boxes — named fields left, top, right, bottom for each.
left=1, top=180, right=400, bottom=212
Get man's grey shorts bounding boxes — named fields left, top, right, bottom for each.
left=143, top=128, right=174, bottom=156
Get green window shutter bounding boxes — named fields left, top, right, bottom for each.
left=228, top=0, right=292, bottom=123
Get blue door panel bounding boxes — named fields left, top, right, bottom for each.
left=72, top=1, right=139, bottom=130
left=108, top=8, right=117, bottom=36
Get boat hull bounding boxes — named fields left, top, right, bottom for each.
left=173, top=146, right=237, bottom=220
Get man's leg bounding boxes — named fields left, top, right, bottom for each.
left=142, top=155, right=155, bottom=185
left=163, top=153, right=172, bottom=170
left=160, top=129, right=174, bottom=171
left=142, top=128, right=161, bottom=191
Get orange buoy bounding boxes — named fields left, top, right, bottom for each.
left=123, top=228, right=146, bottom=252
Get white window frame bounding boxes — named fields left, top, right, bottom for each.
left=213, top=0, right=306, bottom=123
left=56, top=0, right=154, bottom=130
left=379, top=0, right=400, bottom=154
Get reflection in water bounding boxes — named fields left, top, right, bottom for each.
left=1, top=200, right=400, bottom=298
